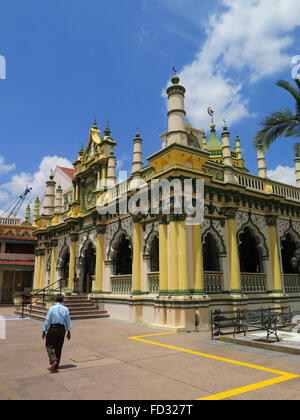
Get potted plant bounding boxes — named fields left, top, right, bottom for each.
left=13, top=292, right=23, bottom=308
left=46, top=294, right=56, bottom=309
left=65, top=289, right=72, bottom=296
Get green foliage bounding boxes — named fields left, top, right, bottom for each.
left=254, top=79, right=300, bottom=150
left=47, top=294, right=56, bottom=302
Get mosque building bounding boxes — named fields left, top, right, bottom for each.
left=32, top=72, right=300, bottom=330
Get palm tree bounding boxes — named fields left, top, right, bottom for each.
left=254, top=79, right=300, bottom=151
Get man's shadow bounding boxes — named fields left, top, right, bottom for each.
left=58, top=364, right=77, bottom=370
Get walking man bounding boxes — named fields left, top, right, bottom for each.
left=42, top=294, right=72, bottom=373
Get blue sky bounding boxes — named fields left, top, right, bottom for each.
left=0, top=0, right=300, bottom=215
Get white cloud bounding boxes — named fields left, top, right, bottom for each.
left=0, top=156, right=15, bottom=174
left=0, top=156, right=73, bottom=218
left=166, top=0, right=300, bottom=128
left=268, top=165, right=296, bottom=186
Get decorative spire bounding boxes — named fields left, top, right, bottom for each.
left=33, top=196, right=40, bottom=222
left=235, top=133, right=242, bottom=159
left=79, top=144, right=84, bottom=156
left=104, top=120, right=111, bottom=137
left=294, top=142, right=300, bottom=188
left=222, top=118, right=229, bottom=133
left=25, top=205, right=31, bottom=223
left=49, top=170, right=54, bottom=181
left=171, top=66, right=180, bottom=85
left=92, top=117, right=98, bottom=130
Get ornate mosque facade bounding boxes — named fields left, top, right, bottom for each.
left=32, top=73, right=300, bottom=330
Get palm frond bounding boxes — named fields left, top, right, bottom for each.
left=254, top=109, right=298, bottom=150
left=276, top=80, right=300, bottom=113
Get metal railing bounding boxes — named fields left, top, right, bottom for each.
left=20, top=278, right=68, bottom=317
left=204, top=272, right=224, bottom=294
left=111, top=275, right=132, bottom=294
left=284, top=274, right=300, bottom=294
left=0, top=217, right=20, bottom=225
left=241, top=273, right=267, bottom=294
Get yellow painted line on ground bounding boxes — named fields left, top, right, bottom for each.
left=128, top=332, right=300, bottom=400
left=198, top=374, right=299, bottom=400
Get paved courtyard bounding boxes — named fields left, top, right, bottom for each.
left=1, top=306, right=300, bottom=401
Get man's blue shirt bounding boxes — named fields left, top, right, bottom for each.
left=43, top=303, right=72, bottom=332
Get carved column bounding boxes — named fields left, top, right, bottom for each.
left=169, top=214, right=179, bottom=292
left=266, top=215, right=283, bottom=293
left=222, top=207, right=241, bottom=294
left=95, top=225, right=106, bottom=292
left=178, top=214, right=189, bottom=292
left=132, top=215, right=142, bottom=294
left=49, top=240, right=58, bottom=289
left=68, top=233, right=78, bottom=291
left=159, top=216, right=168, bottom=293
left=192, top=224, right=204, bottom=294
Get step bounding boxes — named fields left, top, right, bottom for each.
left=15, top=309, right=109, bottom=321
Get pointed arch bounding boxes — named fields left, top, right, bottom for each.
left=238, top=225, right=267, bottom=273
left=237, top=214, right=269, bottom=260
left=143, top=224, right=159, bottom=256
left=107, top=220, right=132, bottom=261
left=281, top=220, right=300, bottom=251
left=280, top=223, right=300, bottom=274
left=201, top=220, right=227, bottom=256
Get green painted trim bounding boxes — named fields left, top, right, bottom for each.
left=131, top=291, right=143, bottom=296
left=193, top=290, right=205, bottom=295
left=230, top=289, right=242, bottom=294
left=0, top=265, right=34, bottom=270
left=166, top=289, right=195, bottom=296
left=0, top=239, right=36, bottom=244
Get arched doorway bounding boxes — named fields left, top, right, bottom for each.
left=203, top=233, right=220, bottom=272
left=115, top=234, right=132, bottom=275
left=238, top=226, right=263, bottom=273
left=281, top=233, right=297, bottom=274
left=149, top=235, right=159, bottom=273
left=60, top=249, right=70, bottom=280
left=79, top=242, right=96, bottom=294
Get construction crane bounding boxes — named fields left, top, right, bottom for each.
left=1, top=186, right=32, bottom=219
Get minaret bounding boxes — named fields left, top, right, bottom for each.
left=221, top=123, right=233, bottom=167
left=43, top=172, right=56, bottom=216
left=55, top=185, right=63, bottom=214
left=235, top=134, right=242, bottom=159
left=256, top=143, right=267, bottom=179
left=295, top=143, right=300, bottom=188
left=107, top=153, right=117, bottom=187
left=25, top=205, right=31, bottom=223
left=166, top=70, right=188, bottom=147
left=33, top=197, right=40, bottom=222
left=130, top=130, right=143, bottom=189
